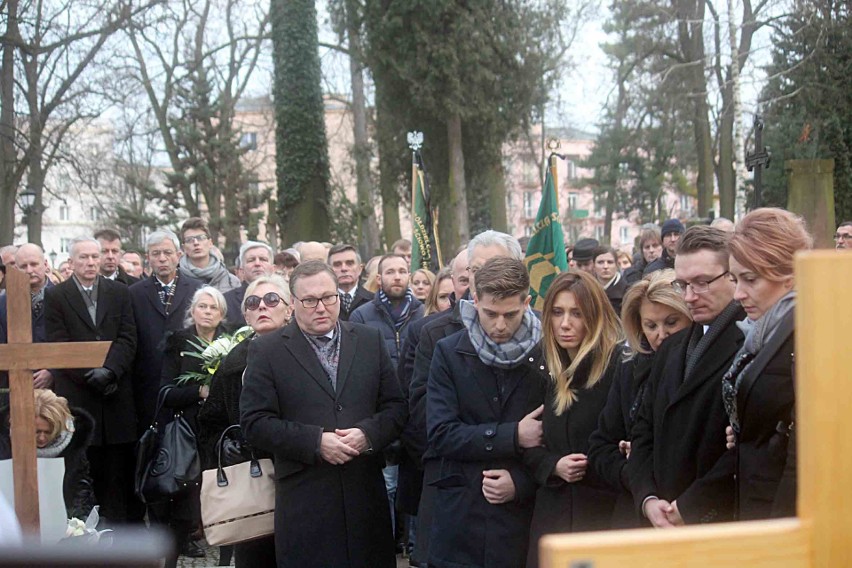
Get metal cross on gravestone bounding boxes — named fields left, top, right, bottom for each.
left=0, top=267, right=109, bottom=532
left=746, top=113, right=772, bottom=209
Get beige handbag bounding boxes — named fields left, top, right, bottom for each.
left=200, top=426, right=275, bottom=546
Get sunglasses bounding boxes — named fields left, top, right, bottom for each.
left=244, top=292, right=287, bottom=311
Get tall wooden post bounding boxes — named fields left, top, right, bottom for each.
left=540, top=251, right=852, bottom=567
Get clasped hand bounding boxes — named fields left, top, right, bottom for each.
left=643, top=498, right=685, bottom=528
left=320, top=428, right=368, bottom=465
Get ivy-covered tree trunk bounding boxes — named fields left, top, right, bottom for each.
left=272, top=0, right=331, bottom=245
left=446, top=114, right=469, bottom=254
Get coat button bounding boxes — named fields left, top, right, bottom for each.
left=485, top=429, right=494, bottom=437
left=540, top=365, right=545, bottom=370
left=485, top=443, right=493, bottom=452
left=95, top=335, right=101, bottom=340
left=528, top=357, right=534, bottom=362
left=492, top=396, right=499, bottom=403
left=336, top=404, right=343, bottom=411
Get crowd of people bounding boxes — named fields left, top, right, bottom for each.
left=0, top=210, right=845, bottom=568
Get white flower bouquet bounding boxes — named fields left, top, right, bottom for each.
left=64, top=506, right=112, bottom=544
left=176, top=325, right=253, bottom=386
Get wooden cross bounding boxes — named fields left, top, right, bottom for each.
left=0, top=267, right=109, bottom=532
left=541, top=251, right=849, bottom=567
left=746, top=114, right=772, bottom=209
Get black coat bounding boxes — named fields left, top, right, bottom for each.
left=0, top=406, right=96, bottom=519
left=338, top=285, right=374, bottom=321
left=524, top=353, right=620, bottom=568
left=129, top=274, right=202, bottom=432
left=112, top=266, right=140, bottom=287
left=627, top=310, right=745, bottom=524
left=240, top=319, right=407, bottom=568
left=223, top=282, right=248, bottom=326
left=642, top=249, right=675, bottom=276
left=604, top=275, right=629, bottom=315
left=730, top=311, right=796, bottom=520
left=0, top=280, right=53, bottom=405
left=349, top=293, right=424, bottom=367
left=424, top=330, right=546, bottom=568
left=45, top=277, right=138, bottom=446
left=588, top=350, right=656, bottom=527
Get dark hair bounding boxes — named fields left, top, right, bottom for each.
left=180, top=217, right=209, bottom=239
left=839, top=221, right=852, bottom=229
left=288, top=260, right=338, bottom=298
left=327, top=243, right=361, bottom=264
left=94, top=228, right=122, bottom=242
left=474, top=257, right=529, bottom=300
left=377, top=253, right=409, bottom=274
left=391, top=238, right=411, bottom=252
left=274, top=251, right=300, bottom=269
left=675, top=225, right=731, bottom=267
left=592, top=246, right=618, bottom=262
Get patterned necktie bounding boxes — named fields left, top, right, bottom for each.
left=341, top=292, right=352, bottom=314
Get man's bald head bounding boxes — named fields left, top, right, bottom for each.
left=451, top=250, right=469, bottom=300
left=15, top=243, right=49, bottom=292
left=297, top=241, right=327, bottom=262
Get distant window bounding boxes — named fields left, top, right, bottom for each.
left=566, top=160, right=577, bottom=180
left=568, top=193, right=578, bottom=210
left=240, top=132, right=257, bottom=150
left=506, top=192, right=514, bottom=212
left=59, top=205, right=69, bottom=221
left=620, top=226, right=629, bottom=243
left=680, top=194, right=691, bottom=212
left=524, top=224, right=533, bottom=237
left=594, top=225, right=604, bottom=240
left=60, top=238, right=72, bottom=253
left=523, top=191, right=535, bottom=218
left=522, top=162, right=537, bottom=184
left=248, top=181, right=260, bottom=192
left=89, top=207, right=100, bottom=221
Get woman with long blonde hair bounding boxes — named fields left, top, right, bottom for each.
left=524, top=270, right=622, bottom=567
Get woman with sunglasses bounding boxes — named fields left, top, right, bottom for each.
left=157, top=285, right=230, bottom=562
left=197, top=275, right=291, bottom=566
left=721, top=208, right=811, bottom=520
left=588, top=269, right=692, bottom=527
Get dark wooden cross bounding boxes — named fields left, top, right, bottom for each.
left=746, top=113, right=772, bottom=209
left=0, top=267, right=109, bottom=532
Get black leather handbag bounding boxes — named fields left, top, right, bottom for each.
left=135, top=386, right=201, bottom=503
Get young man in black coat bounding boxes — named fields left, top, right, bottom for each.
left=425, top=257, right=547, bottom=568
left=628, top=226, right=745, bottom=526
left=240, top=261, right=407, bottom=568
left=45, top=236, right=138, bottom=524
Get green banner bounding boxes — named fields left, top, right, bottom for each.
left=411, top=164, right=431, bottom=271
left=524, top=166, right=567, bottom=310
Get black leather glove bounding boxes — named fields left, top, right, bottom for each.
left=84, top=367, right=117, bottom=397
left=221, top=438, right=249, bottom=467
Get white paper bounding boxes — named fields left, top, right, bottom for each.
left=0, top=458, right=67, bottom=544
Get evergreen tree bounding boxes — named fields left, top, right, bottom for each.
left=272, top=0, right=331, bottom=244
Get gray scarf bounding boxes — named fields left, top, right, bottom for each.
left=37, top=417, right=74, bottom=458
left=179, top=253, right=230, bottom=283
left=302, top=322, right=343, bottom=390
left=459, top=300, right=542, bottom=369
left=722, top=291, right=796, bottom=432
left=684, top=300, right=743, bottom=382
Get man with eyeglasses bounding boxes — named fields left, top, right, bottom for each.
left=628, top=225, right=745, bottom=528
left=224, top=241, right=275, bottom=326
left=241, top=260, right=407, bottom=568
left=178, top=217, right=240, bottom=293
left=835, top=222, right=852, bottom=250
left=129, top=230, right=202, bottom=437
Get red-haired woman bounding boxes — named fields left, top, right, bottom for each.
left=722, top=207, right=812, bottom=519
left=524, top=270, right=622, bottom=567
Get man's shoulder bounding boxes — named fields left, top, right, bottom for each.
left=354, top=286, right=374, bottom=301
left=422, top=309, right=460, bottom=339
left=224, top=282, right=247, bottom=300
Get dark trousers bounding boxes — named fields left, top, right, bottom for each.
left=235, top=536, right=276, bottom=567
left=87, top=442, right=137, bottom=524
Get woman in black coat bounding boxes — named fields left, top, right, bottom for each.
left=587, top=269, right=692, bottom=527
left=524, top=271, right=622, bottom=568
left=197, top=276, right=291, bottom=567
left=722, top=208, right=812, bottom=520
left=1, top=389, right=96, bottom=519
left=156, top=285, right=230, bottom=562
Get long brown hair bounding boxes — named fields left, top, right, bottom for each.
left=542, top=270, right=622, bottom=415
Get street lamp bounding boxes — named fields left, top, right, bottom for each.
left=19, top=188, right=36, bottom=214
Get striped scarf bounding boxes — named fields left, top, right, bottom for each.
left=377, top=288, right=414, bottom=330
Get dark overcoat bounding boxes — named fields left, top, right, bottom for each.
left=424, top=330, right=547, bottom=568
left=524, top=353, right=620, bottom=568
left=240, top=319, right=407, bottom=568
left=349, top=294, right=424, bottom=367
left=588, top=350, right=656, bottom=528
left=129, top=274, right=202, bottom=432
left=627, top=310, right=745, bottom=524
left=732, top=311, right=796, bottom=520
left=45, top=277, right=138, bottom=446
left=338, top=285, right=374, bottom=321
left=223, top=281, right=248, bottom=326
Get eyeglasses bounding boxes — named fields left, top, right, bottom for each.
left=244, top=292, right=287, bottom=311
left=183, top=234, right=210, bottom=245
left=293, top=293, right=339, bottom=309
left=834, top=233, right=852, bottom=241
left=672, top=271, right=729, bottom=295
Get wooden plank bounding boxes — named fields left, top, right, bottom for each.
left=540, top=519, right=810, bottom=568
left=8, top=367, right=39, bottom=532
left=5, top=268, right=32, bottom=344
left=0, top=342, right=111, bottom=370
left=795, top=251, right=852, bottom=567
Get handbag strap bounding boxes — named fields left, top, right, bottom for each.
left=215, top=424, right=262, bottom=487
left=148, top=385, right=173, bottom=430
